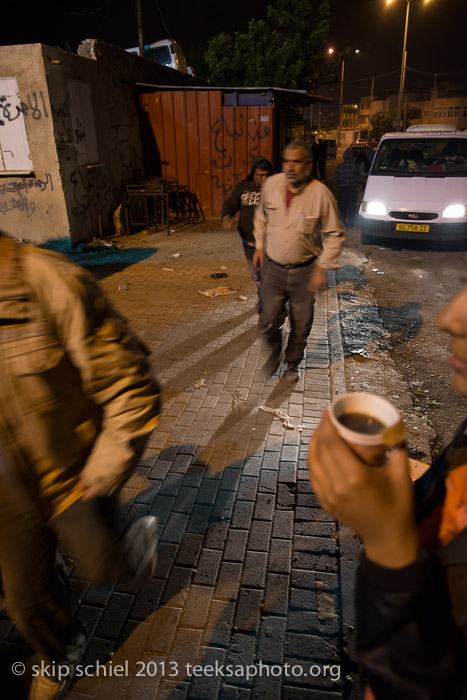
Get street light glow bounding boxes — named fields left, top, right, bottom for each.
left=328, top=47, right=335, bottom=54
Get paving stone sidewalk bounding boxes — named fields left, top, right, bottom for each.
left=0, top=224, right=359, bottom=700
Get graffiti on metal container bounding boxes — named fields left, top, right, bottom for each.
left=212, top=155, right=233, bottom=171
left=211, top=117, right=245, bottom=154
left=223, top=114, right=245, bottom=140
left=0, top=92, right=48, bottom=126
left=210, top=116, right=271, bottom=191
left=0, top=173, right=53, bottom=219
left=248, top=122, right=270, bottom=143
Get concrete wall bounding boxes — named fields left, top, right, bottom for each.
left=0, top=40, right=201, bottom=244
left=69, top=39, right=201, bottom=242
left=0, top=44, right=70, bottom=242
left=43, top=43, right=116, bottom=244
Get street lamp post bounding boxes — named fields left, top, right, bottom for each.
left=395, top=0, right=410, bottom=131
left=388, top=0, right=431, bottom=131
left=337, top=58, right=345, bottom=147
left=328, top=48, right=359, bottom=148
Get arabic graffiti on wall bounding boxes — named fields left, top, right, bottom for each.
left=69, top=167, right=110, bottom=222
left=210, top=114, right=271, bottom=195
left=0, top=173, right=53, bottom=218
left=0, top=92, right=49, bottom=126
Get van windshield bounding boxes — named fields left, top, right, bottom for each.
left=371, top=138, right=467, bottom=177
left=145, top=45, right=172, bottom=65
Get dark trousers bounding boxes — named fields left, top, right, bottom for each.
left=259, top=256, right=315, bottom=365
left=337, top=186, right=358, bottom=227
left=318, top=157, right=326, bottom=180
left=0, top=475, right=124, bottom=663
left=241, top=240, right=262, bottom=311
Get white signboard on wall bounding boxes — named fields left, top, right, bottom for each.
left=0, top=77, right=33, bottom=172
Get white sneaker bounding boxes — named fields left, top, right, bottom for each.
left=123, top=515, right=159, bottom=583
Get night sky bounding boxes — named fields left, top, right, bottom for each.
left=2, top=0, right=466, bottom=109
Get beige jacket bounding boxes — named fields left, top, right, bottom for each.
left=0, top=236, right=160, bottom=518
left=253, top=173, right=344, bottom=268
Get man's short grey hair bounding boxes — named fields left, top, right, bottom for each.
left=283, top=140, right=311, bottom=159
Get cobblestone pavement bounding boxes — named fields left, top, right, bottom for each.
left=0, top=224, right=359, bottom=700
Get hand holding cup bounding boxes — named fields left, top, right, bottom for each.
left=329, top=392, right=406, bottom=466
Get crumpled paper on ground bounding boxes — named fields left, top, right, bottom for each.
left=198, top=287, right=237, bottom=298
left=259, top=405, right=304, bottom=431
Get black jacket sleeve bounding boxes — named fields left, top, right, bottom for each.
left=221, top=183, right=243, bottom=220
left=356, top=549, right=466, bottom=699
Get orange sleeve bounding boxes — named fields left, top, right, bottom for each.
left=439, top=464, right=467, bottom=547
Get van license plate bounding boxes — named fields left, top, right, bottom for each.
left=395, top=223, right=429, bottom=232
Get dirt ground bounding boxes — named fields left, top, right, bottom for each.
left=336, top=230, right=467, bottom=462
left=321, top=147, right=467, bottom=462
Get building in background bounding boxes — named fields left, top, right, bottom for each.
left=339, top=82, right=467, bottom=144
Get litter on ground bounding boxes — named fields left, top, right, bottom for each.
left=92, top=237, right=115, bottom=249
left=193, top=378, right=206, bottom=389
left=198, top=287, right=237, bottom=298
left=259, top=405, right=304, bottom=431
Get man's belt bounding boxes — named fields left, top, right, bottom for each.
left=265, top=254, right=316, bottom=270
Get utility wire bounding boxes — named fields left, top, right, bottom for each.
left=153, top=0, right=172, bottom=39
left=406, top=66, right=467, bottom=77
left=343, top=66, right=467, bottom=86
left=344, top=68, right=401, bottom=83
left=69, top=0, right=110, bottom=16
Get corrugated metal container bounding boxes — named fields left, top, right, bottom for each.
left=140, top=90, right=274, bottom=218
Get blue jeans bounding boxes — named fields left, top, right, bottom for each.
left=258, top=256, right=316, bottom=364
left=241, top=240, right=262, bottom=312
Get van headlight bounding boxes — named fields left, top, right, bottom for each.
left=363, top=201, right=387, bottom=216
left=442, top=204, right=466, bottom=218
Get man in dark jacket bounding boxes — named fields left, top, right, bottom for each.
left=317, top=138, right=328, bottom=180
left=221, top=156, right=273, bottom=311
left=333, top=148, right=364, bottom=228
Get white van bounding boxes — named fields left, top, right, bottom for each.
left=359, top=125, right=467, bottom=249
left=126, top=39, right=189, bottom=74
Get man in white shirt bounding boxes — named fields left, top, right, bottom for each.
left=253, top=140, right=344, bottom=383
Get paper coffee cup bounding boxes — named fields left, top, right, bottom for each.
left=330, top=392, right=406, bottom=466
